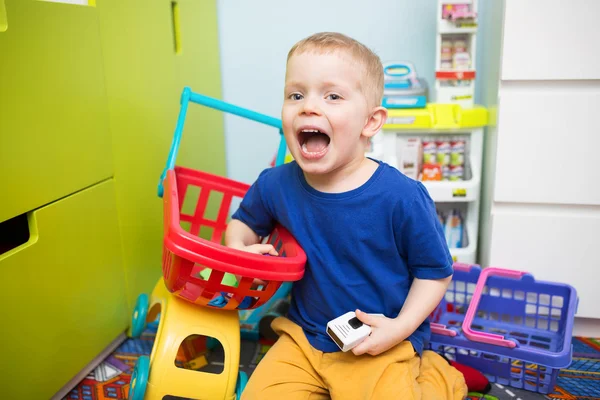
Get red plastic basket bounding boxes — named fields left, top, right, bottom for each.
left=162, top=166, right=306, bottom=310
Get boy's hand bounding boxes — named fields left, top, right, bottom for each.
left=351, top=309, right=408, bottom=356
left=229, top=243, right=278, bottom=286
left=230, top=243, right=279, bottom=256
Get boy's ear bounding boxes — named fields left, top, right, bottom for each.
left=362, top=106, right=388, bottom=138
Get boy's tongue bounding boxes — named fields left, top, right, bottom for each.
left=304, top=133, right=329, bottom=153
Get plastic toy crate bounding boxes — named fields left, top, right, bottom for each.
left=428, top=264, right=578, bottom=394
left=162, top=166, right=306, bottom=310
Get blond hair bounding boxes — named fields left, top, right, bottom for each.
left=287, top=32, right=384, bottom=108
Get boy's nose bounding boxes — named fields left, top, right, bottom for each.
left=301, top=97, right=322, bottom=116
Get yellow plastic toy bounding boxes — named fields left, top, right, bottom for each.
left=128, top=279, right=245, bottom=400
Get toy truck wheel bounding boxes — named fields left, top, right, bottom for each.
left=129, top=355, right=149, bottom=400
left=130, top=293, right=149, bottom=338
left=236, top=370, right=248, bottom=399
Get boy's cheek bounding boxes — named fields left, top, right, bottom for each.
left=281, top=107, right=295, bottom=122
left=282, top=131, right=297, bottom=150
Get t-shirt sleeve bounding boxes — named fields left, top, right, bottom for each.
left=395, top=182, right=454, bottom=280
left=231, top=169, right=275, bottom=237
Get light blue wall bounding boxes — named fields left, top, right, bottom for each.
left=216, top=0, right=440, bottom=184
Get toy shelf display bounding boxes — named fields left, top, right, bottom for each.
left=435, top=0, right=479, bottom=108
left=369, top=103, right=488, bottom=263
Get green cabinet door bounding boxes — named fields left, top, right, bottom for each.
left=0, top=0, right=113, bottom=223
left=96, top=0, right=226, bottom=307
left=0, top=179, right=128, bottom=399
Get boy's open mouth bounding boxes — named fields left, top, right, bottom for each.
left=297, top=128, right=330, bottom=158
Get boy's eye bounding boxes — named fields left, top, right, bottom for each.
left=289, top=93, right=303, bottom=100
left=327, top=94, right=341, bottom=100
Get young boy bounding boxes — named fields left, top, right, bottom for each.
left=226, top=32, right=467, bottom=399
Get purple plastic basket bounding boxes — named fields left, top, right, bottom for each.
left=427, top=264, right=578, bottom=394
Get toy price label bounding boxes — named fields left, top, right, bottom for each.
left=452, top=188, right=467, bottom=198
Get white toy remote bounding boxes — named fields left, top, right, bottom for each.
left=326, top=311, right=382, bottom=352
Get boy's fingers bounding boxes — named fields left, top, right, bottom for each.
left=258, top=244, right=278, bottom=256
left=247, top=244, right=279, bottom=256
left=355, top=309, right=377, bottom=326
left=352, top=336, right=371, bottom=356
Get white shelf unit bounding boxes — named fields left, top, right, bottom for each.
left=435, top=0, right=479, bottom=108
left=374, top=127, right=484, bottom=264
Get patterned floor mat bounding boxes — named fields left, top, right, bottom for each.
left=64, top=330, right=600, bottom=400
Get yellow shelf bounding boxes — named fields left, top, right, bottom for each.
left=383, top=103, right=488, bottom=130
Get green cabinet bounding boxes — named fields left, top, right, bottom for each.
left=0, top=0, right=225, bottom=397
left=96, top=0, right=226, bottom=308
left=0, top=0, right=113, bottom=224
left=0, top=180, right=128, bottom=399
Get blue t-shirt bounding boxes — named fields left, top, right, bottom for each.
left=231, top=160, right=453, bottom=354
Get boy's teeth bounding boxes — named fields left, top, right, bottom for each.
left=302, top=142, right=326, bottom=154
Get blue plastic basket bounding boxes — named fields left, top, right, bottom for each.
left=428, top=264, right=578, bottom=394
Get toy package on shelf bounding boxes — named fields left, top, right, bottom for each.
left=437, top=208, right=466, bottom=249
left=382, top=62, right=428, bottom=109
left=441, top=2, right=477, bottom=26
left=396, top=137, right=423, bottom=180
left=397, top=134, right=468, bottom=182
left=440, top=35, right=471, bottom=71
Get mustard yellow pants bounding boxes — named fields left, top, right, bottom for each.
left=241, top=317, right=467, bottom=400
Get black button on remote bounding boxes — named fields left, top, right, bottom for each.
left=348, top=316, right=363, bottom=329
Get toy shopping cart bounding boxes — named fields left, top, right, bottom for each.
left=128, top=87, right=306, bottom=400
left=429, top=263, right=578, bottom=395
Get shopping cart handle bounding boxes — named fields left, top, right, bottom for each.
left=452, top=262, right=477, bottom=272
left=462, top=267, right=531, bottom=348
left=158, top=87, right=286, bottom=197
left=189, top=91, right=282, bottom=130
left=430, top=322, right=457, bottom=337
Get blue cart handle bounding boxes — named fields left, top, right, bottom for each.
left=158, top=87, right=287, bottom=197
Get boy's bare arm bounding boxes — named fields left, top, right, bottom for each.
left=352, top=275, right=452, bottom=356
left=394, top=275, right=452, bottom=336
left=225, top=219, right=278, bottom=255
